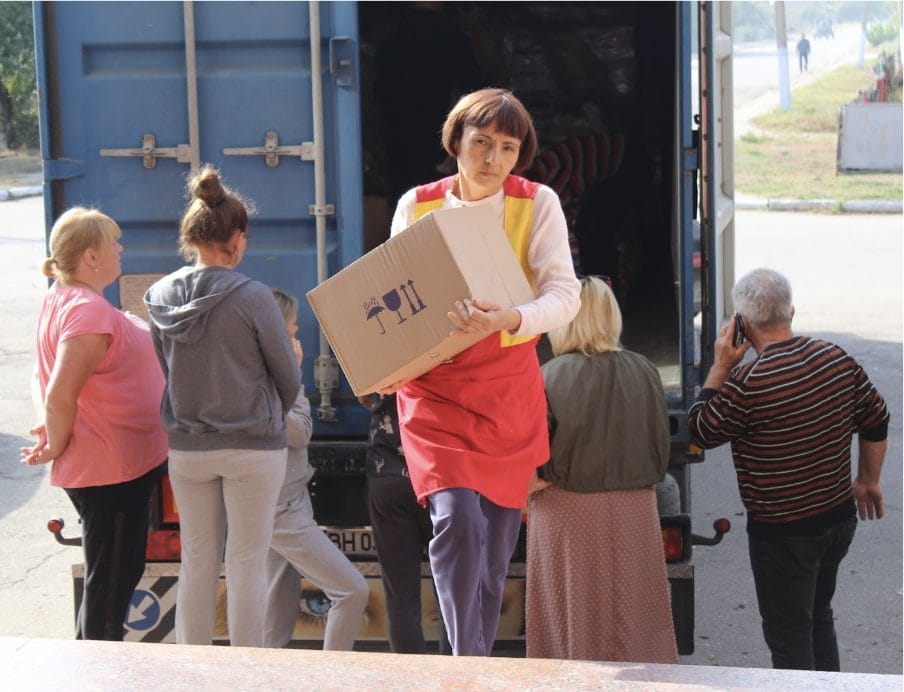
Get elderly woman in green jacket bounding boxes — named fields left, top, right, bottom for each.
left=525, top=275, right=678, bottom=664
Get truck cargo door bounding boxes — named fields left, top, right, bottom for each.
left=34, top=1, right=367, bottom=435
left=698, top=0, right=735, bottom=374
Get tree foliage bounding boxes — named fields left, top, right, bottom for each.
left=732, top=1, right=900, bottom=43
left=0, top=1, right=38, bottom=150
left=867, top=20, right=900, bottom=47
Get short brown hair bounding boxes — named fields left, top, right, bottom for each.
left=178, top=166, right=254, bottom=261
left=548, top=276, right=622, bottom=356
left=441, top=88, right=538, bottom=172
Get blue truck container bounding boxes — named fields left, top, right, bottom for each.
left=35, top=0, right=735, bottom=654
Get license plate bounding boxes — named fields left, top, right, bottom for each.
left=322, top=527, right=378, bottom=557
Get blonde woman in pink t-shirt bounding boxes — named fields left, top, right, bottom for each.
left=22, top=207, right=168, bottom=640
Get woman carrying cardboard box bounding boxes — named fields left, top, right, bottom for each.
left=383, top=88, right=581, bottom=656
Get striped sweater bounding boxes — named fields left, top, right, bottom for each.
left=689, top=336, right=889, bottom=535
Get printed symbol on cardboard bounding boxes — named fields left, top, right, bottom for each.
left=400, top=280, right=427, bottom=315
left=364, top=280, right=428, bottom=336
left=382, top=289, right=406, bottom=325
left=364, top=297, right=387, bottom=334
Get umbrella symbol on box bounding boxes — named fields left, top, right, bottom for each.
left=364, top=297, right=386, bottom=335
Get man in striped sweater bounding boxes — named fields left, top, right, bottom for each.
left=688, top=268, right=889, bottom=672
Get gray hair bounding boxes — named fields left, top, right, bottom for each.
left=732, top=268, right=793, bottom=329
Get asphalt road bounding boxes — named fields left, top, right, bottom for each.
left=0, top=196, right=900, bottom=674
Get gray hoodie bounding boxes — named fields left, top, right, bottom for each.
left=144, top=266, right=301, bottom=452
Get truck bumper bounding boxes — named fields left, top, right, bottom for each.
left=73, top=560, right=694, bottom=655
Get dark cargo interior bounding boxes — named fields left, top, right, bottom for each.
left=357, top=1, right=684, bottom=393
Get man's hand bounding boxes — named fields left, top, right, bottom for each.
left=703, top=320, right=752, bottom=390
left=854, top=437, right=887, bottom=520
left=447, top=298, right=521, bottom=337
left=714, top=319, right=752, bottom=369
left=852, top=480, right=884, bottom=520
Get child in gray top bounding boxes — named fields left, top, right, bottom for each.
left=264, top=288, right=369, bottom=650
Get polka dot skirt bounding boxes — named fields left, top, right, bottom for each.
left=525, top=484, right=679, bottom=663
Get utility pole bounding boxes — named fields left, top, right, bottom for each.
left=775, top=0, right=791, bottom=110
left=858, top=1, right=869, bottom=69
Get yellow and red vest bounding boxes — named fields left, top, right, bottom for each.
left=414, top=174, right=538, bottom=348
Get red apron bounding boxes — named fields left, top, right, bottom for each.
left=397, top=175, right=550, bottom=509
left=398, top=334, right=548, bottom=509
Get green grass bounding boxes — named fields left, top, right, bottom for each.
left=737, top=63, right=902, bottom=203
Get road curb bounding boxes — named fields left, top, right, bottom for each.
left=736, top=195, right=902, bottom=214
left=0, top=185, right=43, bottom=202
left=841, top=199, right=904, bottom=214
left=768, top=198, right=838, bottom=212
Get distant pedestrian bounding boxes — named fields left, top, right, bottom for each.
left=796, top=34, right=811, bottom=73
left=689, top=268, right=890, bottom=671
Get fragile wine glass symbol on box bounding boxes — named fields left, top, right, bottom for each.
left=364, top=280, right=427, bottom=335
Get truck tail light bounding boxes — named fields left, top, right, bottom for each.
left=661, top=527, right=685, bottom=562
left=146, top=529, right=181, bottom=561
left=46, top=517, right=81, bottom=546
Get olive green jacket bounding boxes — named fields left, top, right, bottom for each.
left=539, top=350, right=669, bottom=492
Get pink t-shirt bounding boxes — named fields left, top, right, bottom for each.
left=35, top=284, right=168, bottom=488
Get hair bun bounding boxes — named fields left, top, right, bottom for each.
left=190, top=166, right=226, bottom=206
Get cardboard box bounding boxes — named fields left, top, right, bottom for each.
left=306, top=205, right=535, bottom=395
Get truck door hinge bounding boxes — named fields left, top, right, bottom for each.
left=314, top=356, right=340, bottom=391
left=43, top=158, right=85, bottom=181
left=308, top=203, right=335, bottom=217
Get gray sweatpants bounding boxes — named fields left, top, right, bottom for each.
left=264, top=485, right=369, bottom=649
left=168, top=447, right=286, bottom=647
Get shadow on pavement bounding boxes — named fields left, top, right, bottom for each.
left=0, top=432, right=47, bottom=521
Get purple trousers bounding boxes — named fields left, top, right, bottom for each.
left=427, top=488, right=522, bottom=656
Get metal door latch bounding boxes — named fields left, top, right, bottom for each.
left=223, top=130, right=315, bottom=167
left=100, top=133, right=192, bottom=169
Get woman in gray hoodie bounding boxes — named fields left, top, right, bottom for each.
left=144, top=166, right=300, bottom=647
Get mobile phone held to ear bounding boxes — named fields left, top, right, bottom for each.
left=732, top=313, right=747, bottom=347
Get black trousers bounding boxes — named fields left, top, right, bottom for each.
left=367, top=473, right=450, bottom=654
left=748, top=517, right=856, bottom=671
left=64, top=465, right=160, bottom=640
